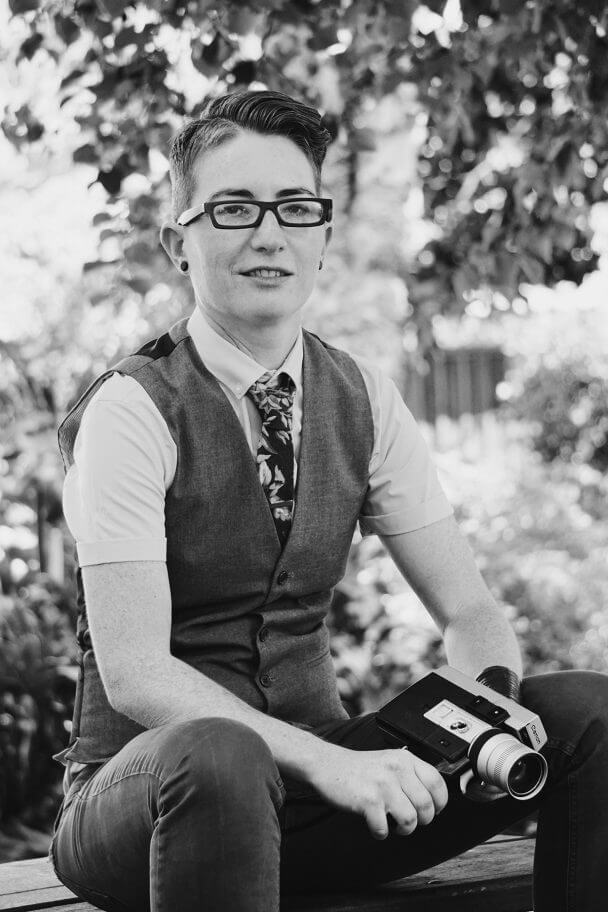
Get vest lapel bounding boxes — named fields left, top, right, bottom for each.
left=183, top=335, right=284, bottom=553
left=281, top=331, right=322, bottom=551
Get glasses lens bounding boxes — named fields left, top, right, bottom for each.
left=213, top=202, right=260, bottom=226
left=277, top=200, right=324, bottom=225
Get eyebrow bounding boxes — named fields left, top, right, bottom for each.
left=207, top=187, right=316, bottom=201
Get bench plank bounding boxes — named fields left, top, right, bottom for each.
left=0, top=836, right=533, bottom=912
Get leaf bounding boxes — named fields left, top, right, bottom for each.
left=225, top=6, right=261, bottom=36
left=192, top=32, right=232, bottom=75
left=59, top=68, right=86, bottom=90
left=231, top=60, right=256, bottom=84
left=54, top=14, right=80, bottom=45
left=531, top=234, right=553, bottom=265
left=452, top=264, right=479, bottom=303
left=83, top=259, right=121, bottom=271
left=97, top=166, right=123, bottom=195
left=93, top=73, right=118, bottom=100
left=98, top=0, right=131, bottom=18
left=114, top=26, right=139, bottom=50
left=307, top=25, right=339, bottom=51
left=8, top=0, right=38, bottom=13
left=19, top=33, right=44, bottom=60
left=519, top=254, right=545, bottom=284
left=73, top=143, right=98, bottom=164
left=90, top=17, right=113, bottom=38
left=92, top=211, right=112, bottom=225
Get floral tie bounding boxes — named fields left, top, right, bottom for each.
left=246, top=371, right=296, bottom=546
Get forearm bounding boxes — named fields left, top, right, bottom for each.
left=113, top=655, right=332, bottom=783
left=442, top=600, right=523, bottom=680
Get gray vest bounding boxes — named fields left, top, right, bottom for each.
left=56, top=318, right=374, bottom=763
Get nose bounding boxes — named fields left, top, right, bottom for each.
left=250, top=208, right=286, bottom=250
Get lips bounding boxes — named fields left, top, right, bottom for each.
left=240, top=267, right=293, bottom=277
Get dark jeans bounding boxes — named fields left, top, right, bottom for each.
left=49, top=670, right=608, bottom=912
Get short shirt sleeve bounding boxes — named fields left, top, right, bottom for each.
left=61, top=373, right=177, bottom=566
left=351, top=354, right=454, bottom=536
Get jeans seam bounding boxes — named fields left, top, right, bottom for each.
left=52, top=864, right=130, bottom=911
left=566, top=770, right=577, bottom=912
left=76, top=768, right=163, bottom=802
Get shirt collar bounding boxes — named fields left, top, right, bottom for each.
left=187, top=306, right=303, bottom=400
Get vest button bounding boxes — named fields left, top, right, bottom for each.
left=260, top=672, right=273, bottom=687
left=277, top=570, right=289, bottom=585
left=258, top=626, right=269, bottom=642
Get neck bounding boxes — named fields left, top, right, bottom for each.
left=199, top=308, right=300, bottom=369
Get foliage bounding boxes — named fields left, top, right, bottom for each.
left=331, top=432, right=608, bottom=715
left=0, top=575, right=78, bottom=860
left=3, top=0, right=608, bottom=336
left=503, top=353, right=608, bottom=472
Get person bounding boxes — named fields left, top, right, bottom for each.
left=49, top=89, right=608, bottom=912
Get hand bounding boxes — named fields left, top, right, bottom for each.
left=309, top=744, right=449, bottom=840
left=459, top=768, right=508, bottom=803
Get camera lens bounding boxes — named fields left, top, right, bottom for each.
left=507, top=753, right=547, bottom=798
left=472, top=731, right=548, bottom=800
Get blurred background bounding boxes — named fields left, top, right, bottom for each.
left=1, top=0, right=607, bottom=861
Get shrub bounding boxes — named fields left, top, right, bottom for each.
left=331, top=439, right=608, bottom=714
left=505, top=357, right=608, bottom=472
left=0, top=574, right=78, bottom=859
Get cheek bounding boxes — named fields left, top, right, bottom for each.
left=199, top=246, right=236, bottom=287
left=298, top=235, right=325, bottom=269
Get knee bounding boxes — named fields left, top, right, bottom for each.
left=152, top=717, right=283, bottom=806
left=523, top=669, right=608, bottom=742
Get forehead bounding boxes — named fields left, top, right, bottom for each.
left=191, top=130, right=317, bottom=198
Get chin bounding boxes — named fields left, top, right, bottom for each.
left=249, top=298, right=302, bottom=319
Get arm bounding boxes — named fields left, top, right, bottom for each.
left=84, top=559, right=449, bottom=838
left=83, top=559, right=332, bottom=782
left=380, top=513, right=523, bottom=679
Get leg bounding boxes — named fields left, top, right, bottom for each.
left=50, top=717, right=285, bottom=912
left=523, top=670, right=608, bottom=911
left=280, top=670, right=608, bottom=912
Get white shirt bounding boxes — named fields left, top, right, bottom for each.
left=63, top=307, right=453, bottom=566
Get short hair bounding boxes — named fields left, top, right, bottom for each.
left=168, top=90, right=332, bottom=220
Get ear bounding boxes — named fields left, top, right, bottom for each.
left=322, top=223, right=333, bottom=253
left=159, top=220, right=186, bottom=272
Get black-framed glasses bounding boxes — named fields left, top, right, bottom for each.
left=177, top=197, right=333, bottom=229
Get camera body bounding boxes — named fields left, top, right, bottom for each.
left=376, top=665, right=548, bottom=800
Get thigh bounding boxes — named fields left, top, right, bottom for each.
left=521, top=669, right=608, bottom=747
left=50, top=730, right=167, bottom=911
left=51, top=716, right=284, bottom=912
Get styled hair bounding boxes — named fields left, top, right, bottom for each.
left=168, top=90, right=332, bottom=219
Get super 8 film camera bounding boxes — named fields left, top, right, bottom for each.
left=376, top=665, right=549, bottom=801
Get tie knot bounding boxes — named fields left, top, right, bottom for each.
left=247, top=371, right=295, bottom=414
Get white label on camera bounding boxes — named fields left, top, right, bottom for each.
left=424, top=700, right=490, bottom=744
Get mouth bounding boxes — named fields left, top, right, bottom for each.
left=239, top=267, right=293, bottom=279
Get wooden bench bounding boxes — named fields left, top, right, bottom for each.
left=0, top=834, right=533, bottom=911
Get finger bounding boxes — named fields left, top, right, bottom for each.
left=364, top=802, right=390, bottom=840
left=394, top=775, right=436, bottom=827
left=411, top=759, right=449, bottom=814
left=384, top=783, right=420, bottom=835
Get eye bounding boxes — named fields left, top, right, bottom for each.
left=216, top=203, right=252, bottom=216
left=283, top=203, right=309, bottom=215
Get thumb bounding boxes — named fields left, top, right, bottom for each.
left=460, top=770, right=507, bottom=803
